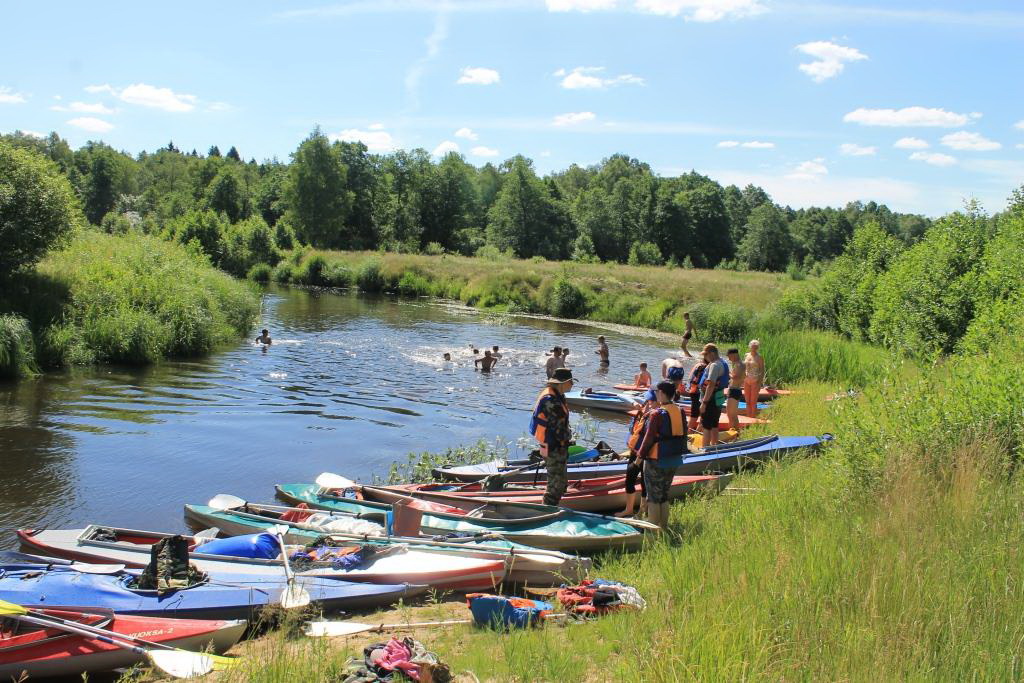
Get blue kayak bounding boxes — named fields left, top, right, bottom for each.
left=0, top=562, right=426, bottom=621
left=434, top=434, right=832, bottom=482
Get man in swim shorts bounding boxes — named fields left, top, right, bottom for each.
left=725, top=348, right=746, bottom=431
left=255, top=329, right=272, bottom=344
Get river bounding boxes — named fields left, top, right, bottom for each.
left=0, top=286, right=691, bottom=548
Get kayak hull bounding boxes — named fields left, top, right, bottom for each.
left=564, top=390, right=639, bottom=413
left=0, top=608, right=246, bottom=679
left=434, top=435, right=830, bottom=483
left=18, top=526, right=506, bottom=593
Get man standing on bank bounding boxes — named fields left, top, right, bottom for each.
left=634, top=380, right=687, bottom=531
left=529, top=367, right=574, bottom=506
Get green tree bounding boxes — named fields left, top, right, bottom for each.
left=680, top=183, right=733, bottom=266
left=208, top=145, right=221, bottom=158
left=166, top=209, right=228, bottom=263
left=486, top=156, right=566, bottom=259
left=0, top=142, right=82, bottom=275
left=737, top=204, right=792, bottom=271
left=282, top=129, right=352, bottom=248
left=419, top=152, right=479, bottom=250
left=204, top=167, right=247, bottom=222
left=335, top=141, right=379, bottom=249
left=82, top=145, right=129, bottom=224
left=225, top=146, right=241, bottom=162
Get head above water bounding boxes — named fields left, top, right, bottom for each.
left=551, top=346, right=562, bottom=355
left=492, top=345, right=499, bottom=352
left=597, top=336, right=605, bottom=342
left=484, top=350, right=492, bottom=357
left=562, top=348, right=570, bottom=356
left=261, top=329, right=269, bottom=335
left=443, top=352, right=451, bottom=361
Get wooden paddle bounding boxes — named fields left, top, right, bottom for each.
left=0, top=598, right=238, bottom=678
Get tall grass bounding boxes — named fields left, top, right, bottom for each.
left=0, top=230, right=260, bottom=368
left=0, top=314, right=36, bottom=378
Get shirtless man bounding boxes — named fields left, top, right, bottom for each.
left=491, top=345, right=502, bottom=359
left=681, top=312, right=695, bottom=358
left=725, top=348, right=746, bottom=431
left=475, top=350, right=498, bottom=372
left=255, top=329, right=272, bottom=345
left=661, top=355, right=685, bottom=380
left=545, top=347, right=564, bottom=379
left=595, top=336, right=610, bottom=366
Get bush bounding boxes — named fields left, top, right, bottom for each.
left=247, top=263, right=272, bottom=283
left=355, top=258, right=386, bottom=292
left=474, top=245, right=506, bottom=261
left=549, top=276, right=588, bottom=318
left=627, top=241, right=664, bottom=266
left=0, top=314, right=36, bottom=378
left=220, top=216, right=280, bottom=277
left=272, top=261, right=294, bottom=283
left=293, top=254, right=328, bottom=286
left=423, top=241, right=445, bottom=256
left=0, top=142, right=82, bottom=276
left=100, top=212, right=133, bottom=235
left=688, top=301, right=752, bottom=343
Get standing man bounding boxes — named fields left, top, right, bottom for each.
left=529, top=368, right=574, bottom=506
left=595, top=336, right=610, bottom=366
left=681, top=313, right=695, bottom=358
left=475, top=350, right=498, bottom=372
left=634, top=380, right=688, bottom=531
left=725, top=348, right=746, bottom=431
left=544, top=347, right=563, bottom=379
left=699, top=344, right=729, bottom=447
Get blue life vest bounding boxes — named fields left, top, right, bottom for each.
left=700, top=359, right=730, bottom=393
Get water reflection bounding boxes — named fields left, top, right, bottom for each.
left=0, top=286, right=688, bottom=548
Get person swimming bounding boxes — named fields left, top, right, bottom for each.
left=491, top=345, right=502, bottom=359
left=475, top=350, right=498, bottom=372
left=255, top=329, right=272, bottom=345
left=443, top=352, right=452, bottom=362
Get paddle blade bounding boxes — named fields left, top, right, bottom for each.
left=68, top=562, right=127, bottom=574
left=193, top=527, right=220, bottom=541
left=208, top=493, right=247, bottom=511
left=148, top=649, right=219, bottom=679
left=266, top=524, right=289, bottom=537
left=0, top=599, right=27, bottom=616
left=279, top=582, right=311, bottom=609
left=304, top=620, right=373, bottom=637
left=315, top=472, right=358, bottom=490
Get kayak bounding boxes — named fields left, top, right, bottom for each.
left=18, top=526, right=508, bottom=593
left=617, top=387, right=770, bottom=412
left=180, top=505, right=589, bottom=584
left=564, top=390, right=640, bottom=413
left=0, top=607, right=246, bottom=680
left=614, top=384, right=792, bottom=402
left=273, top=483, right=653, bottom=552
left=383, top=472, right=733, bottom=514
left=625, top=408, right=767, bottom=431
left=0, top=562, right=425, bottom=621
left=433, top=434, right=832, bottom=483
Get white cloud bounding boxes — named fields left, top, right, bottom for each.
left=1015, top=120, right=1024, bottom=130
left=546, top=0, right=618, bottom=10
left=51, top=101, right=116, bottom=114
left=894, top=137, right=929, bottom=149
left=0, top=87, right=27, bottom=104
left=634, top=0, right=766, bottom=21
left=329, top=128, right=396, bottom=152
left=457, top=67, right=500, bottom=85
left=540, top=150, right=552, bottom=157
left=368, top=122, right=385, bottom=130
left=207, top=101, right=232, bottom=112
left=840, top=143, right=877, bottom=156
left=940, top=131, right=1001, bottom=151
left=405, top=12, right=449, bottom=111
left=552, top=111, right=596, bottom=126
left=844, top=106, right=970, bottom=127
left=470, top=145, right=499, bottom=157
left=9, top=129, right=45, bottom=138
left=84, top=84, right=115, bottom=95
left=556, top=66, right=645, bottom=89
left=67, top=117, right=114, bottom=133
left=1018, top=144, right=1024, bottom=150
left=718, top=140, right=774, bottom=149
left=454, top=127, right=478, bottom=140
left=84, top=83, right=198, bottom=112
left=795, top=41, right=868, bottom=82
left=432, top=140, right=460, bottom=156
left=787, top=158, right=828, bottom=180
left=910, top=151, right=957, bottom=167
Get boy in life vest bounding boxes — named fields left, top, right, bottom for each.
left=529, top=367, right=574, bottom=505
left=685, top=358, right=708, bottom=432
left=634, top=381, right=688, bottom=531
left=617, top=388, right=657, bottom=518
left=699, top=343, right=730, bottom=447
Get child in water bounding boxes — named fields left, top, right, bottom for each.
left=255, top=329, right=272, bottom=345
left=633, top=362, right=652, bottom=388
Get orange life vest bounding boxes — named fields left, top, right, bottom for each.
left=626, top=404, right=654, bottom=451
left=648, top=403, right=687, bottom=463
left=529, top=387, right=568, bottom=445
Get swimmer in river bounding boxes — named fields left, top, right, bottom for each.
left=561, top=348, right=571, bottom=367
left=443, top=352, right=452, bottom=362
left=475, top=350, right=498, bottom=372
left=595, top=336, right=609, bottom=365
left=491, top=345, right=502, bottom=359
left=255, top=329, right=272, bottom=345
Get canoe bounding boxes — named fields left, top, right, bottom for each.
left=564, top=390, right=640, bottom=413
left=383, top=472, right=733, bottom=514
left=615, top=384, right=792, bottom=402
left=0, top=607, right=246, bottom=680
left=18, top=526, right=508, bottom=593
left=273, top=483, right=653, bottom=552
left=189, top=495, right=648, bottom=554
left=0, top=562, right=425, bottom=621
left=433, top=434, right=832, bottom=483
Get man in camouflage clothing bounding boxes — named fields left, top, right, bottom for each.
left=529, top=367, right=574, bottom=505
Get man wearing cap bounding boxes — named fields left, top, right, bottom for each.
left=528, top=367, right=574, bottom=505
left=544, top=347, right=564, bottom=379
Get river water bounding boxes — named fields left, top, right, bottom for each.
left=0, top=286, right=690, bottom=548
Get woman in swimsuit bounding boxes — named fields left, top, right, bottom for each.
left=743, top=340, right=765, bottom=418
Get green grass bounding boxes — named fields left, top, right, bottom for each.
left=0, top=313, right=37, bottom=378
left=0, top=230, right=260, bottom=369
left=276, top=249, right=799, bottom=343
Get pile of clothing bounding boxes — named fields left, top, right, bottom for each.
left=556, top=579, right=646, bottom=616
left=341, top=637, right=450, bottom=683
left=290, top=540, right=405, bottom=572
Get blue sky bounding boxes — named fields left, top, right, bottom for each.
left=2, top=0, right=1022, bottom=215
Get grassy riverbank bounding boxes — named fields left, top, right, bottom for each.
left=268, top=249, right=797, bottom=343
left=0, top=231, right=259, bottom=376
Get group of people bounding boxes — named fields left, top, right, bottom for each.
left=529, top=336, right=766, bottom=531
left=544, top=336, right=610, bottom=379
left=442, top=346, right=503, bottom=371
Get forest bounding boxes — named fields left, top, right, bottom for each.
left=1, top=128, right=932, bottom=278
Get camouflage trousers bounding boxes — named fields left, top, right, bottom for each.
left=543, top=445, right=569, bottom=506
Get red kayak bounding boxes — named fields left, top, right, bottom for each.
left=384, top=473, right=732, bottom=514
left=614, top=384, right=792, bottom=402
left=0, top=607, right=245, bottom=679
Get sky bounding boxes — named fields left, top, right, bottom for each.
left=1, top=0, right=1022, bottom=216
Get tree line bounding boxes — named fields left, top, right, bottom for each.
left=3, top=128, right=932, bottom=276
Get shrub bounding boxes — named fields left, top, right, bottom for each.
left=272, top=261, right=294, bottom=283
left=355, top=258, right=386, bottom=292
left=0, top=141, right=82, bottom=275
left=247, top=263, right=272, bottom=283
left=688, top=302, right=752, bottom=343
left=474, top=245, right=506, bottom=261
left=397, top=270, right=432, bottom=296
left=423, top=241, right=445, bottom=256
left=627, top=241, right=664, bottom=266
left=100, top=212, right=133, bottom=235
left=220, top=216, right=280, bottom=277
left=0, top=314, right=37, bottom=378
left=549, top=276, right=588, bottom=318
left=293, top=254, right=328, bottom=286
left=323, top=263, right=353, bottom=288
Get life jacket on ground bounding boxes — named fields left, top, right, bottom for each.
left=528, top=387, right=568, bottom=445
left=466, top=593, right=552, bottom=629
left=647, top=403, right=687, bottom=466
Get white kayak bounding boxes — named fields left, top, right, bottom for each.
left=564, top=389, right=641, bottom=413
